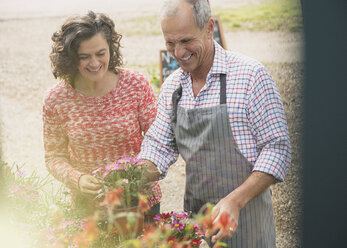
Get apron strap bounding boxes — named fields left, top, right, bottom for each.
left=171, top=74, right=227, bottom=123
left=220, top=74, right=227, bottom=104
left=171, top=85, right=182, bottom=124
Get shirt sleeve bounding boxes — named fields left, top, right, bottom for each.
left=42, top=97, right=83, bottom=190
left=248, top=66, right=291, bottom=181
left=138, top=86, right=179, bottom=177
left=137, top=74, right=158, bottom=134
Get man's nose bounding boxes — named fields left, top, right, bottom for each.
left=174, top=43, right=185, bottom=59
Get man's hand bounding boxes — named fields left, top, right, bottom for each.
left=205, top=193, right=240, bottom=246
left=206, top=171, right=275, bottom=246
left=78, top=174, right=101, bottom=198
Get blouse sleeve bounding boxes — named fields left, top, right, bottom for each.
left=42, top=97, right=83, bottom=190
left=137, top=75, right=158, bottom=134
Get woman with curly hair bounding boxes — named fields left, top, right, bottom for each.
left=43, top=11, right=161, bottom=218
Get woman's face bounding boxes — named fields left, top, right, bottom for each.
left=76, top=33, right=110, bottom=82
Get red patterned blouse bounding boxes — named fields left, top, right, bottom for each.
left=43, top=68, right=161, bottom=207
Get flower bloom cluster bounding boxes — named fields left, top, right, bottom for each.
left=93, top=156, right=151, bottom=209
left=153, top=211, right=204, bottom=247
left=8, top=184, right=39, bottom=201
left=38, top=213, right=87, bottom=248
left=92, top=156, right=144, bottom=180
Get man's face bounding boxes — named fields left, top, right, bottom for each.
left=161, top=4, right=213, bottom=75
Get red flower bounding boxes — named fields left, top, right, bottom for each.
left=100, top=186, right=124, bottom=208
left=217, top=212, right=233, bottom=233
left=139, top=194, right=150, bottom=212
left=73, top=218, right=99, bottom=248
left=202, top=215, right=215, bottom=233
left=191, top=239, right=202, bottom=246
left=167, top=235, right=177, bottom=245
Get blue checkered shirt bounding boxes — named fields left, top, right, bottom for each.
left=139, top=41, right=291, bottom=181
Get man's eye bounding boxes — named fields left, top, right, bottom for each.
left=97, top=53, right=105, bottom=57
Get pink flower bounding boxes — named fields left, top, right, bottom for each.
left=58, top=220, right=77, bottom=229
left=8, top=185, right=20, bottom=193
left=25, top=185, right=35, bottom=191
left=28, top=193, right=39, bottom=201
left=105, top=163, right=117, bottom=171
left=16, top=169, right=26, bottom=177
left=172, top=220, right=185, bottom=231
left=105, top=163, right=125, bottom=171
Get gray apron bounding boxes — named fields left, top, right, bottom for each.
left=171, top=74, right=276, bottom=248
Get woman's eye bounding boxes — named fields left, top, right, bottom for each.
left=97, top=53, right=105, bottom=57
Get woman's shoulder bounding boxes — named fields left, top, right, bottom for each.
left=118, top=68, right=150, bottom=91
left=43, top=81, right=72, bottom=107
left=119, top=68, right=148, bottom=84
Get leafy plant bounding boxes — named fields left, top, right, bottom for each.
left=93, top=156, right=152, bottom=209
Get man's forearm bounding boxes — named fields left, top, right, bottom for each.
left=227, top=171, right=276, bottom=210
left=143, top=159, right=161, bottom=182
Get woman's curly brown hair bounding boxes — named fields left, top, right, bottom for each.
left=50, top=11, right=123, bottom=85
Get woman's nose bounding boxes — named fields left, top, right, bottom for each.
left=89, top=56, right=100, bottom=67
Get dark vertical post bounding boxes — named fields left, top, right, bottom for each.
left=302, top=0, right=347, bottom=247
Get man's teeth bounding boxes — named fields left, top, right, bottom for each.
left=181, top=54, right=193, bottom=61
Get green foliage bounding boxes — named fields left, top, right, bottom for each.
left=2, top=162, right=52, bottom=226
left=115, top=0, right=303, bottom=37
left=213, top=0, right=303, bottom=32
left=147, top=65, right=161, bottom=96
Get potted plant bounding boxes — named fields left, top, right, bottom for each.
left=92, top=156, right=151, bottom=237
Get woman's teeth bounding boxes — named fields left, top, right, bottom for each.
left=87, top=66, right=101, bottom=72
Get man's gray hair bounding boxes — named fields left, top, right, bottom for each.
left=160, top=0, right=211, bottom=30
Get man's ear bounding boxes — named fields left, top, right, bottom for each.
left=206, top=17, right=215, bottom=38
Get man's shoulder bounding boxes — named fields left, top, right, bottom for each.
left=225, top=50, right=265, bottom=73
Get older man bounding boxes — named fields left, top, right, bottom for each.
left=139, top=0, right=291, bottom=247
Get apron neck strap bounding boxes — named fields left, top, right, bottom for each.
left=171, top=85, right=182, bottom=124
left=220, top=74, right=227, bottom=104
left=171, top=73, right=227, bottom=123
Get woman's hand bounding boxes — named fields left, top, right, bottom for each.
left=78, top=174, right=101, bottom=198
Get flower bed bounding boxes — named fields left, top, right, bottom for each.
left=1, top=159, right=230, bottom=247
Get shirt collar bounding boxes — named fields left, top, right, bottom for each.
left=210, top=40, right=228, bottom=76
left=179, top=40, right=228, bottom=82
